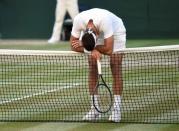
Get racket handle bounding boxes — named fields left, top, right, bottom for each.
left=97, top=59, right=102, bottom=75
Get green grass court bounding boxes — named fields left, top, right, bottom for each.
left=0, top=39, right=179, bottom=131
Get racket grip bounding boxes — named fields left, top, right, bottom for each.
left=97, top=59, right=102, bottom=75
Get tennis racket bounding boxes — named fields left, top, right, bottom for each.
left=93, top=59, right=113, bottom=113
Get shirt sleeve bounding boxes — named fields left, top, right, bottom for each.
left=100, top=17, right=114, bottom=39
left=71, top=16, right=82, bottom=38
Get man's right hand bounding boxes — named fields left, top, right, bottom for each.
left=70, top=36, right=84, bottom=53
left=71, top=39, right=81, bottom=49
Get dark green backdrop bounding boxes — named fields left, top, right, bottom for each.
left=0, top=0, right=179, bottom=39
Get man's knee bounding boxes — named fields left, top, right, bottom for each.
left=110, top=54, right=123, bottom=68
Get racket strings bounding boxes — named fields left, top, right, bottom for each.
left=95, top=84, right=112, bottom=113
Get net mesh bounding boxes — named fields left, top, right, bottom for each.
left=0, top=45, right=179, bottom=123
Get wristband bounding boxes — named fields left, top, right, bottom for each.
left=84, top=48, right=91, bottom=54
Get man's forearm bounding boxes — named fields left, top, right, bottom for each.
left=71, top=46, right=84, bottom=53
left=70, top=36, right=84, bottom=53
left=95, top=45, right=112, bottom=55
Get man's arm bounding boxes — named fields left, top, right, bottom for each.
left=70, top=36, right=84, bottom=53
left=94, top=36, right=114, bottom=55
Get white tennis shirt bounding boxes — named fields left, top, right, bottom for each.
left=71, top=8, right=126, bottom=52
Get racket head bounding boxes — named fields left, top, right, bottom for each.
left=93, top=79, right=113, bottom=113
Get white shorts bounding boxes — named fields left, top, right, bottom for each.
left=96, top=32, right=126, bottom=53
left=113, top=33, right=126, bottom=52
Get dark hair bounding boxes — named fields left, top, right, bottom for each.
left=82, top=31, right=96, bottom=51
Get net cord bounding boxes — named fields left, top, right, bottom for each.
left=0, top=45, right=179, bottom=55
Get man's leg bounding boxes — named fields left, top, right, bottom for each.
left=83, top=56, right=100, bottom=120
left=48, top=0, right=66, bottom=43
left=67, top=0, right=79, bottom=20
left=109, top=53, right=123, bottom=122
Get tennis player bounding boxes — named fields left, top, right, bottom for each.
left=70, top=8, right=126, bottom=122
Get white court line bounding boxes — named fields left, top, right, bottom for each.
left=0, top=82, right=81, bottom=85
left=0, top=83, right=81, bottom=105
left=0, top=82, right=173, bottom=86
left=1, top=82, right=178, bottom=105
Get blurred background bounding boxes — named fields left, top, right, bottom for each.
left=0, top=0, right=179, bottom=40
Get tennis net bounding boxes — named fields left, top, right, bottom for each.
left=0, top=45, right=179, bottom=123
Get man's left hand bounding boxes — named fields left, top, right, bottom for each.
left=91, top=49, right=101, bottom=60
